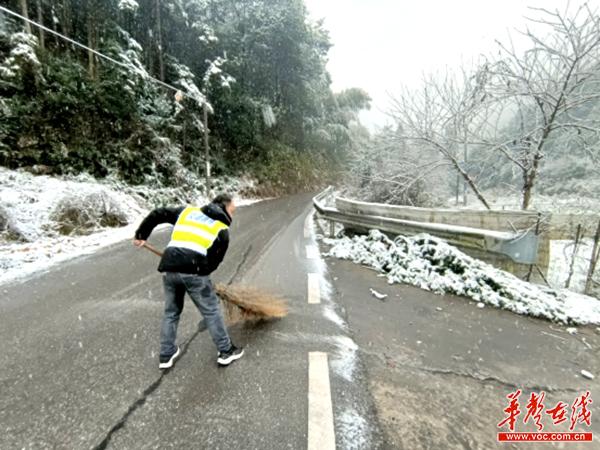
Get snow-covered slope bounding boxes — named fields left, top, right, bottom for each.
left=323, top=230, right=600, bottom=325
left=0, top=168, right=259, bottom=285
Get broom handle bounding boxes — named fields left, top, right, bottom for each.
left=142, top=242, right=164, bottom=257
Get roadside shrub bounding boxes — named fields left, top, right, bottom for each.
left=0, top=205, right=28, bottom=241
left=50, top=191, right=128, bottom=235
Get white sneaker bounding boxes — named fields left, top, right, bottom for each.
left=158, top=346, right=181, bottom=369
left=217, top=345, right=244, bottom=366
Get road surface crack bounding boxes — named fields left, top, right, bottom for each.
left=227, top=244, right=252, bottom=285
left=92, top=329, right=202, bottom=450
left=94, top=243, right=251, bottom=449
left=361, top=349, right=583, bottom=394
left=391, top=359, right=582, bottom=394
left=412, top=365, right=580, bottom=393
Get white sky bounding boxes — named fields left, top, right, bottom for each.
left=304, top=0, right=597, bottom=130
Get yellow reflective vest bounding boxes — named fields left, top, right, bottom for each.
left=167, top=206, right=229, bottom=255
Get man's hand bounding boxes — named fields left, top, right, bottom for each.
left=133, top=239, right=146, bottom=248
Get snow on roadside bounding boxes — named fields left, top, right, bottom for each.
left=444, top=192, right=599, bottom=295
left=0, top=168, right=262, bottom=286
left=0, top=168, right=146, bottom=242
left=0, top=222, right=145, bottom=286
left=547, top=239, right=595, bottom=292
left=0, top=168, right=149, bottom=285
left=323, top=230, right=600, bottom=325
left=236, top=197, right=270, bottom=207
left=445, top=192, right=600, bottom=214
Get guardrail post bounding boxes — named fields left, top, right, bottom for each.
left=329, top=220, right=335, bottom=238
left=566, top=224, right=583, bottom=289
left=525, top=213, right=542, bottom=282
left=585, top=219, right=600, bottom=295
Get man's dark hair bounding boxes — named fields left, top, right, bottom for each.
left=212, top=193, right=233, bottom=207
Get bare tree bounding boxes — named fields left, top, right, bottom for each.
left=348, top=124, right=453, bottom=206
left=384, top=5, right=600, bottom=211
left=485, top=4, right=600, bottom=209
left=389, top=68, right=493, bottom=209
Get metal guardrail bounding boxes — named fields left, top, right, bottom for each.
left=335, top=196, right=540, bottom=223
left=312, top=187, right=540, bottom=265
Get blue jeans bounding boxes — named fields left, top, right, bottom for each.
left=160, top=272, right=232, bottom=357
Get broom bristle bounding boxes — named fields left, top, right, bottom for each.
left=215, top=284, right=289, bottom=325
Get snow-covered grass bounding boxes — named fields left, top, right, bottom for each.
left=0, top=168, right=262, bottom=285
left=422, top=190, right=599, bottom=295
left=323, top=229, right=600, bottom=326
left=0, top=169, right=146, bottom=285
left=446, top=191, right=600, bottom=214
left=1, top=170, right=145, bottom=240
left=0, top=220, right=146, bottom=286
left=465, top=193, right=600, bottom=296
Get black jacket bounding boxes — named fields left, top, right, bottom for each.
left=135, top=202, right=232, bottom=275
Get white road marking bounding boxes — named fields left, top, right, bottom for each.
left=304, top=210, right=314, bottom=238
left=306, top=244, right=319, bottom=259
left=308, top=352, right=335, bottom=450
left=307, top=273, right=320, bottom=304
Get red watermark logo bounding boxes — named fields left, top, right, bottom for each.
left=497, top=390, right=593, bottom=442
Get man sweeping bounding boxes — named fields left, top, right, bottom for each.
left=133, top=194, right=244, bottom=369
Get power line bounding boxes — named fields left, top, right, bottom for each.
left=0, top=4, right=194, bottom=101
left=1, top=4, right=215, bottom=191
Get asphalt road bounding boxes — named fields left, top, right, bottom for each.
left=321, top=244, right=600, bottom=449
left=0, top=194, right=381, bottom=450
left=2, top=193, right=599, bottom=450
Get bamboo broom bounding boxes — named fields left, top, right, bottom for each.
left=142, top=242, right=288, bottom=324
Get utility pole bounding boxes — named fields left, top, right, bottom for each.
left=455, top=174, right=460, bottom=206
left=585, top=220, right=600, bottom=295
left=20, top=0, right=32, bottom=34
left=155, top=0, right=164, bottom=81
left=36, top=0, right=44, bottom=49
left=463, top=124, right=468, bottom=206
left=203, top=103, right=210, bottom=197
